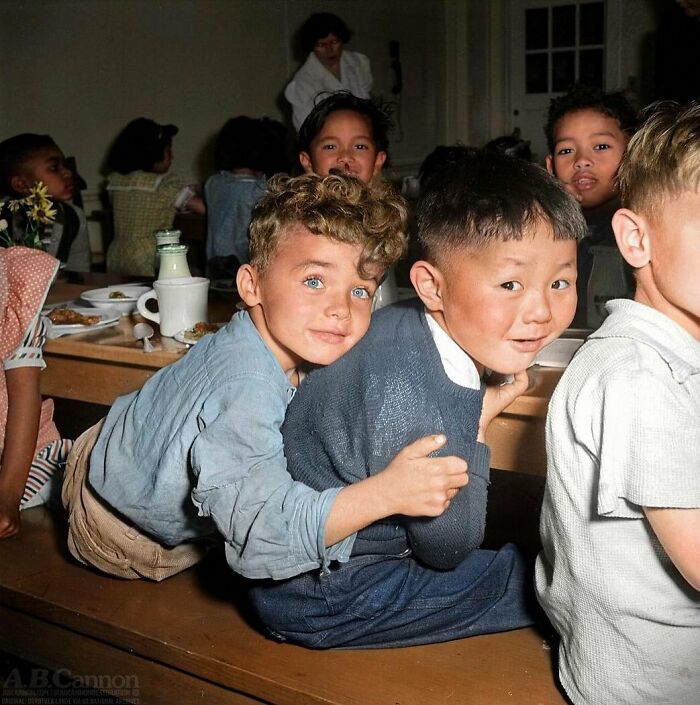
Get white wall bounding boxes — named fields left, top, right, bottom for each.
left=1, top=0, right=660, bottom=204
left=1, top=0, right=447, bottom=199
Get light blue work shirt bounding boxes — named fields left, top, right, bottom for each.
left=88, top=310, right=355, bottom=579
left=204, top=172, right=266, bottom=263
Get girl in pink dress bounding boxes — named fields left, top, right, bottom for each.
left=0, top=246, right=72, bottom=538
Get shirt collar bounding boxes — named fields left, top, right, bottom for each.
left=592, top=299, right=700, bottom=383
left=424, top=310, right=481, bottom=389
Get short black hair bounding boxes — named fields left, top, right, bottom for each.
left=0, top=133, right=58, bottom=196
left=419, top=144, right=472, bottom=189
left=416, top=147, right=586, bottom=264
left=298, top=91, right=391, bottom=155
left=299, top=13, right=352, bottom=54
left=215, top=116, right=292, bottom=177
left=544, top=85, right=638, bottom=153
left=106, top=117, right=178, bottom=175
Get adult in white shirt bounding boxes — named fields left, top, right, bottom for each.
left=285, top=13, right=373, bottom=131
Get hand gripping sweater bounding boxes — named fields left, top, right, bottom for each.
left=282, top=301, right=491, bottom=570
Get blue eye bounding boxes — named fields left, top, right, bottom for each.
left=352, top=287, right=370, bottom=299
left=500, top=281, right=523, bottom=291
left=304, top=277, right=323, bottom=289
left=552, top=279, right=570, bottom=290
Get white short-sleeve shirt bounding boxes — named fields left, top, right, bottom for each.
left=536, top=299, right=700, bottom=705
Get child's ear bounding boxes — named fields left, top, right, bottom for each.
left=410, top=260, right=446, bottom=312
left=612, top=208, right=650, bottom=269
left=236, top=264, right=262, bottom=307
left=545, top=154, right=555, bottom=176
left=298, top=152, right=314, bottom=174
left=372, top=151, right=387, bottom=176
left=10, top=174, right=32, bottom=195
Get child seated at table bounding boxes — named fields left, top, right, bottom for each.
left=544, top=86, right=638, bottom=325
left=0, top=134, right=91, bottom=271
left=105, top=117, right=205, bottom=278
left=62, top=173, right=469, bottom=582
left=246, top=148, right=586, bottom=649
left=0, top=246, right=72, bottom=538
left=536, top=101, right=700, bottom=705
left=297, top=91, right=388, bottom=184
left=205, top=117, right=269, bottom=277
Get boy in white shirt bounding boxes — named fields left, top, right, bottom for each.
left=536, top=101, right=700, bottom=705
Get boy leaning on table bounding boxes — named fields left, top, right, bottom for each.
left=246, top=148, right=587, bottom=649
left=536, top=101, right=700, bottom=705
left=61, top=172, right=471, bottom=582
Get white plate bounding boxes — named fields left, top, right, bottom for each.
left=44, top=306, right=121, bottom=338
left=532, top=338, right=584, bottom=368
left=174, top=323, right=222, bottom=346
left=210, top=279, right=237, bottom=294
left=80, top=285, right=151, bottom=315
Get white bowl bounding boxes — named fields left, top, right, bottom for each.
left=80, top=285, right=151, bottom=315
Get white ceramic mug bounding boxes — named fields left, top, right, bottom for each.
left=137, top=276, right=209, bottom=337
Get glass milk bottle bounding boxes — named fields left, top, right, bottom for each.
left=586, top=246, right=628, bottom=328
left=157, top=244, right=191, bottom=280
left=154, top=228, right=181, bottom=248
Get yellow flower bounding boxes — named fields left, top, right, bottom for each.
left=30, top=181, right=50, bottom=201
left=29, top=201, right=57, bottom=224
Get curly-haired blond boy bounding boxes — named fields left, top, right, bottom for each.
left=63, top=173, right=469, bottom=582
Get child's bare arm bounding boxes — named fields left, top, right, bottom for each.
left=0, top=367, right=42, bottom=538
left=478, top=370, right=530, bottom=441
left=324, top=434, right=467, bottom=547
left=644, top=507, right=700, bottom=591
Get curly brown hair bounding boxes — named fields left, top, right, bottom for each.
left=249, top=173, right=408, bottom=277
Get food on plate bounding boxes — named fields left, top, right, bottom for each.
left=184, top=321, right=218, bottom=340
left=48, top=308, right=101, bottom=326
left=108, top=290, right=129, bottom=299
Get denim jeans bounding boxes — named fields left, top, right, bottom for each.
left=247, top=543, right=536, bottom=649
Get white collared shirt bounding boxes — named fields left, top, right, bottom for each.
left=424, top=311, right=481, bottom=390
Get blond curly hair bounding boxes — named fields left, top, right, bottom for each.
left=249, top=173, right=408, bottom=277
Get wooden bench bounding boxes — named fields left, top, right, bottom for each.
left=0, top=507, right=566, bottom=705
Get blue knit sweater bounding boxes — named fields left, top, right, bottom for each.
left=282, top=301, right=491, bottom=570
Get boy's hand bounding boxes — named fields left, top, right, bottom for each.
left=378, top=434, right=468, bottom=517
left=478, top=370, right=530, bottom=441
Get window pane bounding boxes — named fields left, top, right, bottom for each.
left=579, top=48, right=604, bottom=87
left=526, top=53, right=549, bottom=93
left=552, top=5, right=576, bottom=47
left=580, top=1, right=604, bottom=45
left=526, top=7, right=549, bottom=50
left=552, top=51, right=576, bottom=92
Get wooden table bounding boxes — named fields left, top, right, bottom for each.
left=42, top=274, right=561, bottom=475
left=42, top=273, right=237, bottom=406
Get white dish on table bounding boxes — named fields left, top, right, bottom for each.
left=80, top=285, right=151, bottom=315
left=173, top=323, right=223, bottom=346
left=532, top=337, right=585, bottom=368
left=43, top=306, right=121, bottom=338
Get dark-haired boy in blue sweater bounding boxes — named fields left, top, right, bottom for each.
left=248, top=148, right=586, bottom=649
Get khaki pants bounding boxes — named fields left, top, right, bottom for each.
left=62, top=420, right=212, bottom=581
